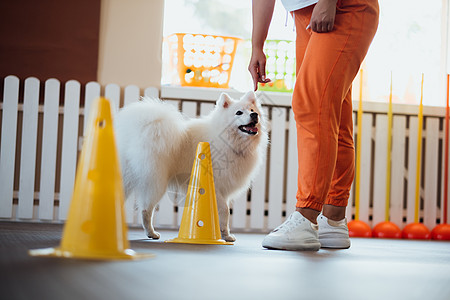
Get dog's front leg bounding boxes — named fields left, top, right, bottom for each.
left=217, top=196, right=236, bottom=242
left=142, top=205, right=160, bottom=239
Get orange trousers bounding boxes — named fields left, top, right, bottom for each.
left=293, top=0, right=379, bottom=211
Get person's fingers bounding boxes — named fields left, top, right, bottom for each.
left=259, top=62, right=266, bottom=82
left=311, top=21, right=317, bottom=33
left=327, top=21, right=334, bottom=32
left=311, top=21, right=335, bottom=33
left=317, top=23, right=323, bottom=33
left=253, top=71, right=258, bottom=91
left=248, top=64, right=259, bottom=91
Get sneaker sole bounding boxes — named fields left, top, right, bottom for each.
left=319, top=237, right=351, bottom=249
left=262, top=238, right=321, bottom=251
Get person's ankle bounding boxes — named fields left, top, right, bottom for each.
left=296, top=207, right=320, bottom=224
left=322, top=204, right=346, bottom=221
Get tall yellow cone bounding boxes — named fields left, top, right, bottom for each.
left=29, top=97, right=153, bottom=260
left=166, top=142, right=233, bottom=245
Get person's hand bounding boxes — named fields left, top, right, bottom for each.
left=309, top=0, right=337, bottom=33
left=248, top=48, right=271, bottom=91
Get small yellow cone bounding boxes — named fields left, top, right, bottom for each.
left=166, top=142, right=233, bottom=245
left=29, top=97, right=153, bottom=260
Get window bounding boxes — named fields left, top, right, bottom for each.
left=363, top=0, right=445, bottom=107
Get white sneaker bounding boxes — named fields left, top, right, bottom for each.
left=262, top=211, right=321, bottom=251
left=317, top=214, right=351, bottom=249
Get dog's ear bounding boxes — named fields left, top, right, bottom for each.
left=217, top=93, right=233, bottom=109
left=242, top=91, right=257, bottom=105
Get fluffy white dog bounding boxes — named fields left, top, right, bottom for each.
left=114, top=92, right=268, bottom=242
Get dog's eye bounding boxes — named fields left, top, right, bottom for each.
left=235, top=111, right=243, bottom=115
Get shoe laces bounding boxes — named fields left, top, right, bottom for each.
left=272, top=213, right=304, bottom=233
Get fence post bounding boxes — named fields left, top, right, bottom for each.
left=267, top=107, right=286, bottom=229
left=0, top=76, right=19, bottom=218
left=59, top=80, right=81, bottom=220
left=391, top=116, right=407, bottom=227
left=37, top=79, right=60, bottom=220
left=424, top=118, right=440, bottom=229
left=17, top=77, right=40, bottom=219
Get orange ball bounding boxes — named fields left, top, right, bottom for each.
left=431, top=224, right=450, bottom=240
left=348, top=220, right=372, bottom=237
left=402, top=223, right=431, bottom=239
left=372, top=221, right=402, bottom=238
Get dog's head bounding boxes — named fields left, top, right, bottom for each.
left=215, top=91, right=264, bottom=138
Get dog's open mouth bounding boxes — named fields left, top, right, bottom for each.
left=239, top=122, right=258, bottom=135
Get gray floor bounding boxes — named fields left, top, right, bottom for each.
left=1, top=221, right=450, bottom=300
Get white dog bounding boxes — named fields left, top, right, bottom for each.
left=114, top=92, right=268, bottom=242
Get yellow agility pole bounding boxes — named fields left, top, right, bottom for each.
left=402, top=73, right=431, bottom=239
left=348, top=69, right=372, bottom=237
left=414, top=74, right=424, bottom=223
left=372, top=72, right=401, bottom=238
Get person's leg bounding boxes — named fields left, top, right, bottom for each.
left=293, top=0, right=379, bottom=223
left=323, top=87, right=354, bottom=221
left=291, top=6, right=320, bottom=224
left=317, top=88, right=353, bottom=248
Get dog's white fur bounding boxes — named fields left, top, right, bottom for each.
left=114, top=92, right=268, bottom=241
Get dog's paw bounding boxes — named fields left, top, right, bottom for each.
left=222, top=233, right=236, bottom=242
left=146, top=231, right=161, bottom=240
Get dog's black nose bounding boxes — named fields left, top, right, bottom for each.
left=250, top=112, right=259, bottom=122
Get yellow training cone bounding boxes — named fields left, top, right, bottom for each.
left=29, top=97, right=153, bottom=260
left=166, top=142, right=233, bottom=245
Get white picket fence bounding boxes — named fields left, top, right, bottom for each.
left=0, top=75, right=449, bottom=232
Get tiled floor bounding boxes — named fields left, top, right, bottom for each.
left=1, top=221, right=450, bottom=300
